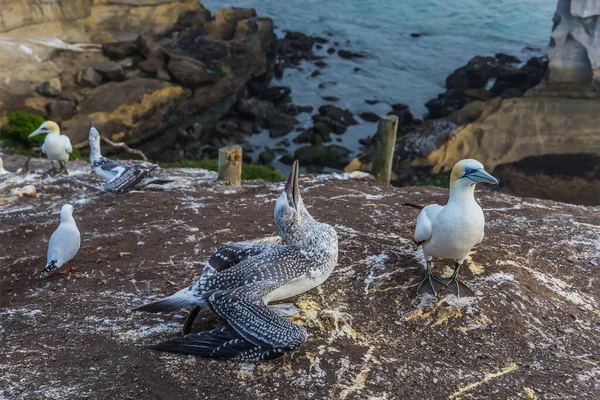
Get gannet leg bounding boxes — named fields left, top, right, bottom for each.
left=182, top=305, right=201, bottom=336
left=58, top=161, right=69, bottom=175
left=417, top=261, right=447, bottom=296
left=43, top=161, right=56, bottom=177
left=445, top=262, right=476, bottom=298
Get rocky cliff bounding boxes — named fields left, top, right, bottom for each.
left=1, top=161, right=599, bottom=399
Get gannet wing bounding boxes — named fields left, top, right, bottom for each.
left=154, top=281, right=307, bottom=360
left=207, top=242, right=279, bottom=273
left=103, top=164, right=153, bottom=192
left=44, top=224, right=80, bottom=272
left=414, top=204, right=443, bottom=245
left=62, top=135, right=72, bottom=154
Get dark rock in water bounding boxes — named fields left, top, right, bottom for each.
left=46, top=99, right=77, bottom=121
left=359, top=136, right=373, bottom=146
left=391, top=103, right=409, bottom=111
left=463, top=88, right=493, bottom=101
left=312, top=115, right=347, bottom=134
left=327, top=47, right=336, bottom=54
left=279, top=153, right=295, bottom=165
left=274, top=62, right=285, bottom=79
left=76, top=67, right=102, bottom=87
left=387, top=108, right=414, bottom=126
left=425, top=90, right=470, bottom=119
left=294, top=144, right=352, bottom=169
left=258, top=148, right=275, bottom=164
left=315, top=44, right=323, bottom=50
left=365, top=99, right=379, bottom=105
left=338, top=49, right=366, bottom=59
left=167, top=54, right=216, bottom=86
left=495, top=53, right=521, bottom=65
left=359, top=112, right=379, bottom=123
left=314, top=61, right=328, bottom=68
left=521, top=56, right=548, bottom=86
left=353, top=67, right=361, bottom=72
left=318, top=81, right=336, bottom=89
left=267, top=111, right=297, bottom=138
left=313, top=122, right=332, bottom=139
left=102, top=41, right=138, bottom=60
left=293, top=128, right=329, bottom=145
left=93, top=61, right=126, bottom=82
left=310, top=70, right=321, bottom=78
left=318, top=104, right=358, bottom=126
left=314, top=36, right=329, bottom=44
left=36, top=78, right=61, bottom=97
left=490, top=65, right=530, bottom=96
left=445, top=56, right=497, bottom=90
left=410, top=33, right=422, bottom=38
left=322, top=96, right=340, bottom=102
left=286, top=104, right=313, bottom=115
left=277, top=138, right=291, bottom=147
left=251, top=85, right=291, bottom=105
left=284, top=31, right=314, bottom=51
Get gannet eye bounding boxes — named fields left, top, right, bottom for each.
left=464, top=167, right=473, bottom=174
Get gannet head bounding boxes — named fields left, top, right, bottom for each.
left=450, top=159, right=498, bottom=190
left=60, top=204, right=76, bottom=222
left=88, top=120, right=102, bottom=161
left=274, top=161, right=314, bottom=241
left=29, top=121, right=60, bottom=138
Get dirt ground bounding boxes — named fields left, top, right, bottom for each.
left=1, top=159, right=599, bottom=399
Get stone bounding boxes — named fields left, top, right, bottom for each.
left=322, top=96, right=339, bottom=102
left=46, top=99, right=77, bottom=120
left=338, top=49, right=366, bottom=59
left=310, top=70, right=321, bottom=78
left=238, top=97, right=276, bottom=119
left=102, top=41, right=138, bottom=60
left=313, top=122, right=332, bottom=137
left=314, top=61, right=328, bottom=68
left=93, top=61, right=126, bottom=82
left=495, top=53, right=521, bottom=65
left=387, top=108, right=414, bottom=126
left=9, top=185, right=36, bottom=197
left=36, top=78, right=61, bottom=97
left=318, top=104, right=358, bottom=126
left=445, top=56, right=498, bottom=90
left=294, top=144, right=352, bottom=169
left=359, top=112, right=379, bottom=123
left=59, top=91, right=77, bottom=104
left=284, top=31, right=314, bottom=51
left=312, top=115, right=347, bottom=135
left=391, top=103, right=409, bottom=111
left=313, top=36, right=328, bottom=44
left=327, top=47, right=335, bottom=54
left=425, top=90, right=470, bottom=119
left=258, top=148, right=275, bottom=164
left=76, top=67, right=102, bottom=87
left=211, top=7, right=257, bottom=40
left=167, top=54, right=216, bottom=86
left=266, top=112, right=297, bottom=138
left=365, top=99, right=379, bottom=105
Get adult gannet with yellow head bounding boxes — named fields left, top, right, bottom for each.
left=28, top=121, right=73, bottom=174
left=414, top=159, right=498, bottom=297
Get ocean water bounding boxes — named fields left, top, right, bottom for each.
left=202, top=0, right=557, bottom=165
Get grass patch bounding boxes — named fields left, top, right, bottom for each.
left=411, top=174, right=449, bottom=188
left=160, top=159, right=285, bottom=182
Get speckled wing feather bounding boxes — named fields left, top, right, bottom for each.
left=93, top=157, right=122, bottom=172
left=208, top=242, right=279, bottom=273
left=103, top=164, right=155, bottom=192
left=155, top=281, right=307, bottom=360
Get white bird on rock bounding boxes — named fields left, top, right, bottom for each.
left=413, top=159, right=498, bottom=297
left=88, top=121, right=157, bottom=192
left=0, top=156, right=9, bottom=175
left=43, top=204, right=81, bottom=275
left=28, top=121, right=73, bottom=175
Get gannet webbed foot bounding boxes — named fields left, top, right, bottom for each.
left=444, top=262, right=475, bottom=298
left=182, top=305, right=201, bottom=336
left=417, top=272, right=447, bottom=296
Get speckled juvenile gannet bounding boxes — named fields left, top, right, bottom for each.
left=89, top=121, right=156, bottom=192
left=28, top=121, right=73, bottom=175
left=42, top=204, right=81, bottom=275
left=413, top=159, right=498, bottom=297
left=135, top=160, right=339, bottom=361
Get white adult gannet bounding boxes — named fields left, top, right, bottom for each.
left=88, top=121, right=156, bottom=192
left=42, top=204, right=81, bottom=275
left=413, top=159, right=498, bottom=297
left=28, top=121, right=73, bottom=175
left=0, top=156, right=9, bottom=175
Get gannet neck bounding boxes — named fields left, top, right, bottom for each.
left=88, top=123, right=103, bottom=162
left=448, top=180, right=477, bottom=204
left=60, top=204, right=75, bottom=224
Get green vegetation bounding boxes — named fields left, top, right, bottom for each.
left=0, top=111, right=83, bottom=160
left=412, top=174, right=449, bottom=188
left=160, top=159, right=285, bottom=182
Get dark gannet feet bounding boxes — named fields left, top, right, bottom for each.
left=182, top=305, right=201, bottom=336
left=417, top=273, right=447, bottom=296
left=444, top=278, right=475, bottom=298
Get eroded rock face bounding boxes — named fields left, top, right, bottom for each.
left=547, top=0, right=600, bottom=85
left=1, top=162, right=598, bottom=399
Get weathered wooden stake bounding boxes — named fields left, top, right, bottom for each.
left=218, top=145, right=242, bottom=185
left=372, top=115, right=398, bottom=186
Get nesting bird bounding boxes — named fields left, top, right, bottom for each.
left=43, top=204, right=81, bottom=275
left=28, top=121, right=73, bottom=175
left=135, top=160, right=339, bottom=361
left=413, top=159, right=498, bottom=297
left=89, top=121, right=156, bottom=192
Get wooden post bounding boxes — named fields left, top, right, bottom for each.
left=218, top=146, right=242, bottom=185
left=372, top=115, right=398, bottom=186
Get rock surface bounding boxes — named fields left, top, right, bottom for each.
left=0, top=161, right=599, bottom=399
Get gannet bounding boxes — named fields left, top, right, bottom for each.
left=413, top=159, right=498, bottom=297
left=28, top=121, right=73, bottom=175
left=0, top=156, right=9, bottom=175
left=89, top=121, right=156, bottom=192
left=42, top=204, right=81, bottom=275
left=135, top=160, right=339, bottom=361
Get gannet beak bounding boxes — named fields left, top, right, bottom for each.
left=284, top=160, right=300, bottom=210
left=28, top=128, right=45, bottom=138
left=470, top=169, right=499, bottom=185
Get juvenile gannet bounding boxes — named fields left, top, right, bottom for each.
left=135, top=160, right=339, bottom=361
left=42, top=204, right=81, bottom=275
left=28, top=121, right=73, bottom=175
left=89, top=121, right=156, bottom=192
left=413, top=159, right=498, bottom=297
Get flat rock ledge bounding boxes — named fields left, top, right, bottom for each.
left=1, top=163, right=599, bottom=399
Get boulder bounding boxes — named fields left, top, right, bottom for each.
left=76, top=67, right=102, bottom=87
left=284, top=31, right=314, bottom=52
left=93, top=62, right=126, bottom=82
left=36, top=78, right=61, bottom=97
left=327, top=47, right=336, bottom=54
left=211, top=7, right=257, bottom=40
left=102, top=41, right=138, bottom=60
left=359, top=112, right=379, bottom=123
left=445, top=56, right=498, bottom=91
left=294, top=144, right=352, bottom=169
left=312, top=115, right=347, bottom=135
left=322, top=96, right=340, bottom=102
left=495, top=53, right=521, bottom=65
left=167, top=54, right=216, bottom=87
left=318, top=104, right=358, bottom=126
left=338, top=49, right=366, bottom=59
left=45, top=99, right=77, bottom=121
left=266, top=112, right=297, bottom=138
left=258, top=148, right=275, bottom=164
left=238, top=97, right=276, bottom=119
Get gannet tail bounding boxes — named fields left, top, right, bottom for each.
left=134, top=284, right=203, bottom=313
left=154, top=327, right=289, bottom=361
left=42, top=260, right=57, bottom=273
left=402, top=202, right=425, bottom=210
